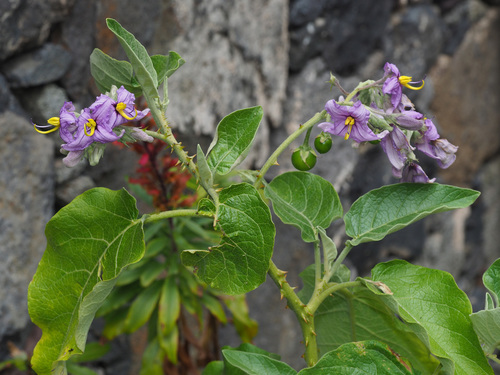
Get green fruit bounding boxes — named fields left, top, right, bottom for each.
left=291, top=148, right=317, bottom=171
left=314, top=133, right=333, bottom=154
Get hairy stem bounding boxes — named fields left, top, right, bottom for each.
left=143, top=209, right=211, bottom=224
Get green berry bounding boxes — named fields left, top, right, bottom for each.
left=314, top=133, right=332, bottom=154
left=291, top=147, right=317, bottom=171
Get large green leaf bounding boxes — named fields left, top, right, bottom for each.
left=297, top=341, right=413, bottom=375
left=181, top=183, right=275, bottom=294
left=344, top=183, right=480, bottom=246
left=28, top=188, right=145, bottom=375
left=106, top=18, right=159, bottom=100
left=265, top=171, right=343, bottom=242
left=372, top=260, right=493, bottom=375
left=89, top=48, right=142, bottom=96
left=207, top=106, right=263, bottom=175
left=298, top=266, right=440, bottom=374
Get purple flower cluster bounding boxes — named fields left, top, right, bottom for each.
left=318, top=62, right=457, bottom=183
left=34, top=86, right=151, bottom=167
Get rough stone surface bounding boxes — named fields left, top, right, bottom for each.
left=0, top=0, right=75, bottom=61
left=55, top=175, right=96, bottom=206
left=430, top=9, right=500, bottom=185
left=0, top=73, right=24, bottom=115
left=1, top=43, right=73, bottom=88
left=18, top=84, right=69, bottom=124
left=0, top=111, right=54, bottom=338
left=153, top=0, right=288, bottom=167
left=289, top=0, right=393, bottom=74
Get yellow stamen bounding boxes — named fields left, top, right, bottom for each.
left=344, top=116, right=355, bottom=140
left=34, top=117, right=60, bottom=134
left=116, top=102, right=138, bottom=120
left=84, top=118, right=97, bottom=136
left=399, top=75, right=425, bottom=90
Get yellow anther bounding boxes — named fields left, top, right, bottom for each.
left=399, top=75, right=425, bottom=90
left=84, top=118, right=97, bottom=136
left=116, top=102, right=138, bottom=120
left=344, top=116, right=355, bottom=140
left=34, top=117, right=60, bottom=134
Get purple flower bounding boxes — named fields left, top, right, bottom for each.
left=382, top=63, right=424, bottom=109
left=380, top=126, right=412, bottom=178
left=319, top=100, right=382, bottom=143
left=90, top=86, right=149, bottom=128
left=401, top=162, right=435, bottom=183
left=62, top=108, right=125, bottom=152
left=393, top=110, right=425, bottom=131
left=415, top=119, right=458, bottom=168
left=33, top=101, right=77, bottom=140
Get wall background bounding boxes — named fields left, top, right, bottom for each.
left=1, top=0, right=499, bottom=372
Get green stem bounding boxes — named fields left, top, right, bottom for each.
left=307, top=280, right=362, bottom=314
left=254, top=110, right=326, bottom=188
left=143, top=92, right=199, bottom=180
left=324, top=242, right=353, bottom=284
left=267, top=261, right=318, bottom=367
left=143, top=208, right=211, bottom=224
left=313, top=240, right=321, bottom=294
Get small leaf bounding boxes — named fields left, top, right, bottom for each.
left=201, top=294, right=227, bottom=324
left=140, top=339, right=164, bottom=375
left=96, top=282, right=142, bottom=317
left=470, top=308, right=500, bottom=355
left=207, top=106, right=263, bottom=175
left=202, top=361, right=224, bottom=375
left=483, top=258, right=500, bottom=306
left=158, top=276, right=181, bottom=336
left=318, top=228, right=337, bottom=271
left=159, top=325, right=179, bottom=364
left=140, top=260, right=165, bottom=287
left=66, top=362, right=99, bottom=375
left=182, top=183, right=275, bottom=294
left=265, top=172, right=342, bottom=242
left=68, top=342, right=110, bottom=363
left=223, top=295, right=258, bottom=343
left=297, top=341, right=413, bottom=375
left=344, top=183, right=480, bottom=246
left=222, top=350, right=296, bottom=375
left=106, top=18, right=159, bottom=100
left=28, top=188, right=144, bottom=375
left=373, top=260, right=493, bottom=375
left=197, top=144, right=214, bottom=189
left=125, top=280, right=162, bottom=333
left=89, top=48, right=141, bottom=96
left=151, top=52, right=185, bottom=83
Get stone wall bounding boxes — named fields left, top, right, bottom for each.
left=0, top=0, right=499, bottom=372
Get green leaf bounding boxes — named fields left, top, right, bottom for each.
left=68, top=342, right=110, bottom=363
left=28, top=188, right=145, bottom=375
left=297, top=266, right=440, bottom=374
left=66, top=363, right=99, bottom=375
left=140, top=260, right=165, bottom=287
left=470, top=308, right=500, bottom=355
left=265, top=172, right=343, bottom=242
left=344, top=183, right=480, bottom=246
left=318, top=227, right=337, bottom=272
left=202, top=361, right=224, bottom=375
left=470, top=259, right=500, bottom=355
left=483, top=258, right=500, bottom=305
left=89, top=48, right=142, bottom=96
left=125, top=279, right=162, bottom=333
left=372, top=260, right=493, bottom=375
left=222, top=350, right=296, bottom=375
left=297, top=341, right=413, bottom=375
left=207, top=106, right=263, bottom=175
left=140, top=339, right=164, bottom=375
left=182, top=183, right=275, bottom=294
left=158, top=276, right=180, bottom=336
left=201, top=294, right=227, bottom=324
left=151, top=52, right=185, bottom=83
left=223, top=295, right=258, bottom=343
left=106, top=18, right=159, bottom=100
left=197, top=144, right=214, bottom=189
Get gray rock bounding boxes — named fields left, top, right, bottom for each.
left=0, top=0, right=75, bottom=61
left=56, top=175, right=95, bottom=205
left=1, top=43, right=73, bottom=88
left=384, top=4, right=444, bottom=79
left=155, top=0, right=288, bottom=168
left=18, top=84, right=69, bottom=124
left=289, top=0, right=393, bottom=74
left=0, top=73, right=23, bottom=115
left=0, top=111, right=54, bottom=339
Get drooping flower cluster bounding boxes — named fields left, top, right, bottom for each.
left=318, top=62, right=457, bottom=183
left=34, top=86, right=151, bottom=167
